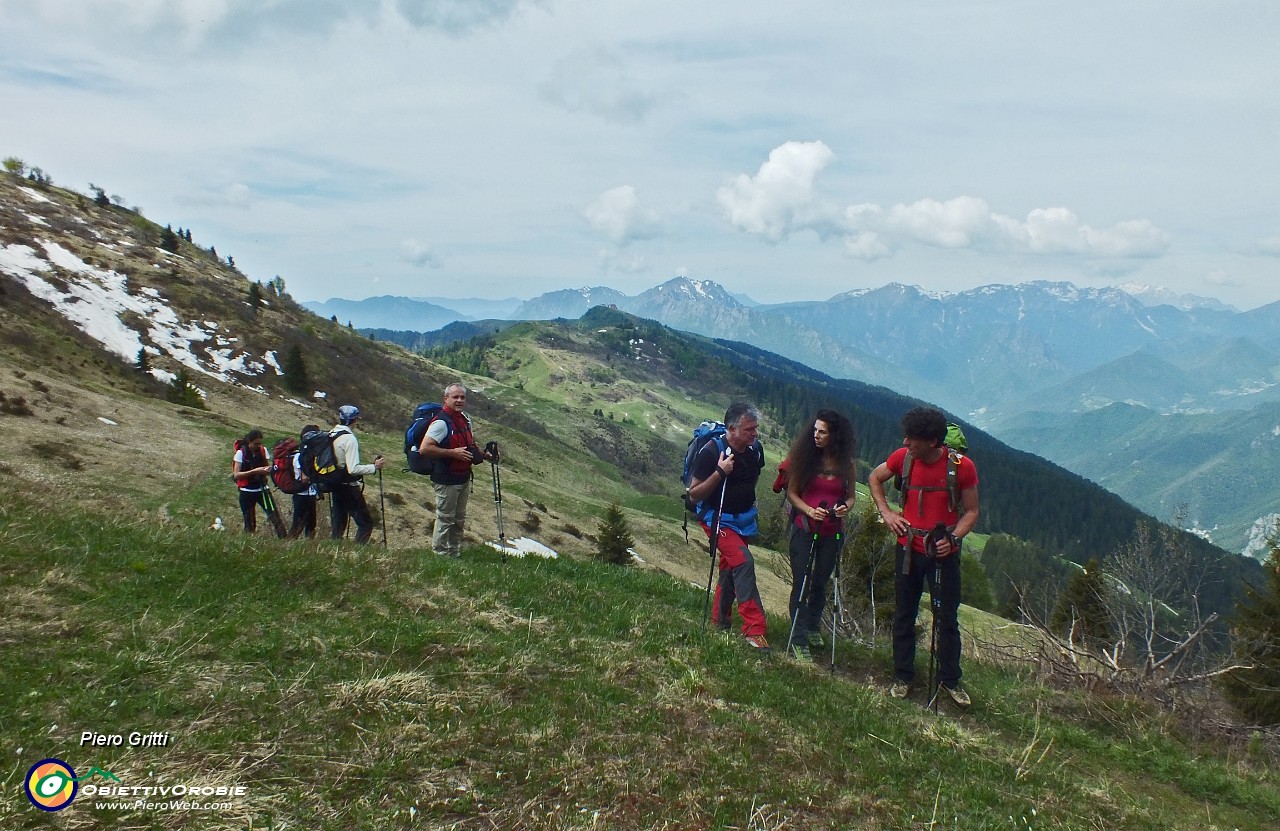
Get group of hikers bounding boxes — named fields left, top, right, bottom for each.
left=231, top=382, right=491, bottom=551
left=688, top=402, right=978, bottom=707
left=232, top=385, right=979, bottom=706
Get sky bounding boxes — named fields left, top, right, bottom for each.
left=3, top=0, right=1279, bottom=310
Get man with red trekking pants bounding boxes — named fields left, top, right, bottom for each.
left=686, top=402, right=770, bottom=652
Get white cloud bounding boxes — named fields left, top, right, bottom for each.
left=1258, top=236, right=1280, bottom=256
left=726, top=146, right=1170, bottom=262
left=584, top=185, right=661, bottom=244
left=400, top=238, right=441, bottom=268
left=717, top=141, right=836, bottom=242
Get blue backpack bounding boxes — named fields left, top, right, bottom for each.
left=403, top=403, right=452, bottom=475
left=681, top=421, right=727, bottom=512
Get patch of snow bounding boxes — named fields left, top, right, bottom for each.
left=486, top=536, right=558, bottom=559
left=263, top=350, right=282, bottom=375
left=97, top=416, right=118, bottom=425
left=313, top=390, right=328, bottom=400
left=24, top=213, right=48, bottom=226
left=283, top=397, right=315, bottom=409
left=0, top=240, right=269, bottom=385
left=18, top=186, right=52, bottom=203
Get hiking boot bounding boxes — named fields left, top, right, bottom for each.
left=889, top=680, right=912, bottom=699
left=713, top=621, right=731, bottom=633
left=940, top=684, right=971, bottom=708
left=789, top=643, right=813, bottom=663
left=807, top=631, right=825, bottom=649
left=744, top=634, right=771, bottom=653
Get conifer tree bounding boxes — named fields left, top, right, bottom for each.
left=136, top=347, right=150, bottom=375
left=595, top=502, right=634, bottom=565
left=1050, top=557, right=1112, bottom=644
left=160, top=224, right=180, bottom=253
left=282, top=344, right=310, bottom=395
left=1223, top=543, right=1280, bottom=724
left=248, top=281, right=262, bottom=310
left=166, top=368, right=204, bottom=409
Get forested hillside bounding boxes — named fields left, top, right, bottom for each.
left=419, top=306, right=1262, bottom=620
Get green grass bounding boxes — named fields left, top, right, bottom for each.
left=2, top=497, right=1277, bottom=830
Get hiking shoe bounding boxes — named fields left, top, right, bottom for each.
left=789, top=643, right=813, bottom=663
left=744, top=634, right=771, bottom=653
left=807, top=631, right=825, bottom=649
left=889, top=680, right=912, bottom=699
left=941, top=684, right=971, bottom=708
left=713, top=621, right=731, bottom=633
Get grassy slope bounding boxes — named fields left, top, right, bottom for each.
left=2, top=177, right=1276, bottom=828
left=2, top=496, right=1277, bottom=830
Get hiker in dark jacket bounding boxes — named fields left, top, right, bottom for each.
left=329, top=405, right=384, bottom=544
left=783, top=409, right=857, bottom=661
left=686, top=402, right=769, bottom=651
left=417, top=382, right=493, bottom=558
left=232, top=428, right=284, bottom=537
left=289, top=424, right=320, bottom=539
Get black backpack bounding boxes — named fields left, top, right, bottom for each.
left=403, top=402, right=451, bottom=475
left=298, top=429, right=349, bottom=491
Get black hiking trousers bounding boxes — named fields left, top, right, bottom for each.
left=330, top=482, right=374, bottom=544
left=892, top=544, right=962, bottom=688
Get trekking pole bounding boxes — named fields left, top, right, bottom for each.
left=700, top=450, right=732, bottom=630
left=786, top=502, right=825, bottom=653
left=377, top=467, right=387, bottom=547
left=830, top=526, right=846, bottom=672
left=487, top=442, right=506, bottom=563
left=924, top=523, right=947, bottom=713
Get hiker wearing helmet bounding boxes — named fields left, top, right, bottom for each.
left=783, top=409, right=857, bottom=662
left=416, top=382, right=494, bottom=559
left=330, top=405, right=384, bottom=544
left=868, top=406, right=979, bottom=707
left=686, top=402, right=769, bottom=651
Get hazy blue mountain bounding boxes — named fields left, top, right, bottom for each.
left=303, top=295, right=467, bottom=331
left=414, top=296, right=523, bottom=319
left=512, top=286, right=628, bottom=319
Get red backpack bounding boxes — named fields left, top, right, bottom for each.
left=270, top=437, right=309, bottom=494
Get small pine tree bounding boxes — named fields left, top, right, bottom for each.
left=595, top=502, right=635, bottom=565
left=1050, top=557, right=1112, bottom=644
left=282, top=344, right=310, bottom=395
left=136, top=347, right=150, bottom=375
left=248, top=282, right=262, bottom=309
left=1223, top=543, right=1280, bottom=724
left=160, top=224, right=180, bottom=253
left=166, top=368, right=205, bottom=409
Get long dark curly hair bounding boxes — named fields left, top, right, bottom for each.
left=786, top=408, right=857, bottom=495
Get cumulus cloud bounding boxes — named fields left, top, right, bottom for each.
left=716, top=140, right=837, bottom=242
left=539, top=49, right=660, bottom=124
left=724, top=143, right=1171, bottom=263
left=400, top=238, right=441, bottom=268
left=584, top=185, right=662, bottom=244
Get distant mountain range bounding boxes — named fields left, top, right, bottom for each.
left=312, top=277, right=1280, bottom=557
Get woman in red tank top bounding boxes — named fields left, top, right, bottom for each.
left=783, top=409, right=857, bottom=661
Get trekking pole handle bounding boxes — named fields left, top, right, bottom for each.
left=485, top=441, right=500, bottom=461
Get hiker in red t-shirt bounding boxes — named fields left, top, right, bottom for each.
left=868, top=407, right=979, bottom=707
